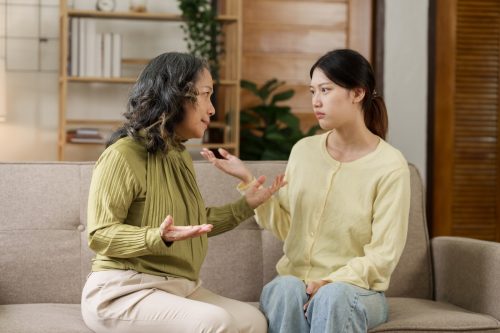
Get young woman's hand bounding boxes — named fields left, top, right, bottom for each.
left=200, top=148, right=254, bottom=184
left=159, top=215, right=213, bottom=242
left=244, top=174, right=287, bottom=209
left=303, top=280, right=329, bottom=314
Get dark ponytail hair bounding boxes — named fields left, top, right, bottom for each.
left=309, top=49, right=388, bottom=139
left=107, top=52, right=208, bottom=153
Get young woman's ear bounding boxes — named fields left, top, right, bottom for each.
left=351, top=87, right=366, bottom=104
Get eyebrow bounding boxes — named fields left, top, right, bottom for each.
left=309, top=82, right=333, bottom=88
left=198, top=85, right=214, bottom=92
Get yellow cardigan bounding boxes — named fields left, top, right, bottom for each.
left=252, top=132, right=410, bottom=291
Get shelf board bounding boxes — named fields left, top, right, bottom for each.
left=187, top=143, right=237, bottom=149
left=122, top=58, right=150, bottom=65
left=66, top=10, right=238, bottom=23
left=209, top=121, right=228, bottom=129
left=217, top=15, right=238, bottom=22
left=67, top=76, right=136, bottom=83
left=67, top=9, right=183, bottom=21
left=65, top=76, right=238, bottom=86
left=218, top=79, right=238, bottom=86
left=63, top=141, right=237, bottom=149
left=66, top=119, right=123, bottom=126
left=66, top=141, right=107, bottom=146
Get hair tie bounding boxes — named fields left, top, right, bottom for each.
left=372, top=90, right=379, bottom=99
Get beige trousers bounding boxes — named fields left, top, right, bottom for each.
left=81, top=270, right=267, bottom=333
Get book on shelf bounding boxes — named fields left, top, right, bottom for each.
left=66, top=128, right=105, bottom=144
left=69, top=128, right=100, bottom=136
left=68, top=18, right=122, bottom=78
left=111, top=33, right=122, bottom=78
left=70, top=18, right=79, bottom=76
left=103, top=33, right=112, bottom=77
left=78, top=18, right=86, bottom=76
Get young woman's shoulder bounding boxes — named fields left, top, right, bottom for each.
left=292, top=131, right=327, bottom=154
left=377, top=140, right=409, bottom=172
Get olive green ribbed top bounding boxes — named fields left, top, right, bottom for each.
left=86, top=137, right=254, bottom=281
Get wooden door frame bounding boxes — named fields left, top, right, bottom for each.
left=428, top=0, right=457, bottom=237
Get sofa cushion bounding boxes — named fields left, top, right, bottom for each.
left=371, top=298, right=500, bottom=332
left=0, top=304, right=92, bottom=333
left=201, top=219, right=264, bottom=301
left=0, top=163, right=89, bottom=305
left=385, top=165, right=433, bottom=300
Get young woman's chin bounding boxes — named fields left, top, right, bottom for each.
left=317, top=120, right=333, bottom=131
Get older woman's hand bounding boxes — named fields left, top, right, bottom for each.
left=159, top=215, right=213, bottom=242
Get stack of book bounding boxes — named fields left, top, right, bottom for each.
left=66, top=128, right=105, bottom=144
left=69, top=18, right=122, bottom=78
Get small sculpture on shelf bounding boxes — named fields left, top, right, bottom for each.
left=130, top=0, right=148, bottom=12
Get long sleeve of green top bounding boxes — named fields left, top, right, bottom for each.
left=86, top=137, right=254, bottom=280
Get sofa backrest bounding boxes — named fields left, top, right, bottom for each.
left=0, top=161, right=432, bottom=305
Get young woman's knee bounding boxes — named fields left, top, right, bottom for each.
left=263, top=275, right=305, bottom=296
left=313, top=282, right=357, bottom=307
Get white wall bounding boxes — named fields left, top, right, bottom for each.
left=384, top=0, right=429, bottom=181
left=0, top=0, right=186, bottom=161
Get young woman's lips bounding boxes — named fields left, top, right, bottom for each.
left=315, top=112, right=325, bottom=119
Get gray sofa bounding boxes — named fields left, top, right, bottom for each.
left=0, top=161, right=499, bottom=333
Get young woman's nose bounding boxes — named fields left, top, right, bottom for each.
left=312, top=93, right=321, bottom=107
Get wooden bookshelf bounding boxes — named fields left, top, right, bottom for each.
left=58, top=0, right=242, bottom=160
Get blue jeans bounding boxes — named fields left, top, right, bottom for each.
left=260, top=276, right=388, bottom=333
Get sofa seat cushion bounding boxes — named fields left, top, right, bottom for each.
left=0, top=304, right=92, bottom=333
left=371, top=298, right=500, bottom=332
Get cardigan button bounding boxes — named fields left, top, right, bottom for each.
left=77, top=224, right=85, bottom=232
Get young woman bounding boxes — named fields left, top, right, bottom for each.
left=81, top=52, right=285, bottom=333
left=201, top=49, right=411, bottom=332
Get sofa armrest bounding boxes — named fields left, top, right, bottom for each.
left=432, top=236, right=500, bottom=319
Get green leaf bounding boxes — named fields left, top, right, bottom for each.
left=265, top=131, right=288, bottom=143
left=240, top=111, right=261, bottom=125
left=277, top=113, right=300, bottom=130
left=240, top=80, right=259, bottom=96
left=261, top=149, right=289, bottom=160
left=271, top=89, right=295, bottom=105
left=258, top=79, right=283, bottom=101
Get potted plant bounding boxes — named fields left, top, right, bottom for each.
left=177, top=0, right=222, bottom=80
left=240, top=79, right=320, bottom=160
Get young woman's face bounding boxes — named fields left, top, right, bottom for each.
left=176, top=67, right=215, bottom=140
left=309, top=68, right=359, bottom=130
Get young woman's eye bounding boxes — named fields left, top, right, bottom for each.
left=321, top=87, right=329, bottom=93
left=309, top=90, right=315, bottom=95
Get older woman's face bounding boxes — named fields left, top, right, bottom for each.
left=176, top=68, right=215, bottom=140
